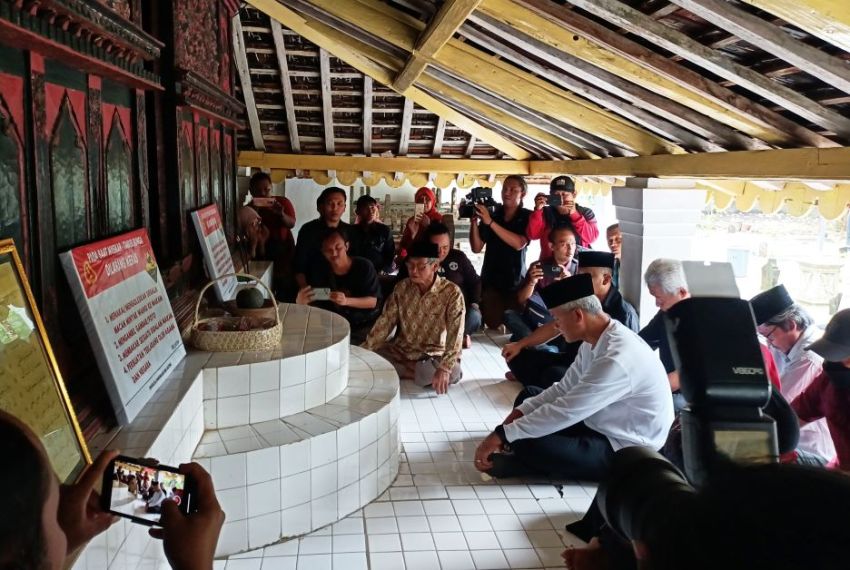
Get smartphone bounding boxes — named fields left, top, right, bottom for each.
left=101, top=455, right=196, bottom=526
left=543, top=264, right=563, bottom=278
left=548, top=195, right=562, bottom=207
left=312, top=287, right=331, bottom=301
left=252, top=197, right=276, bottom=208
left=414, top=203, right=425, bottom=216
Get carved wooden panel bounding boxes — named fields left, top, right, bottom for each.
left=174, top=0, right=221, bottom=87
left=211, top=125, right=222, bottom=213
left=223, top=130, right=234, bottom=238
left=105, top=110, right=133, bottom=233
left=178, top=115, right=196, bottom=253
left=95, top=0, right=132, bottom=20
left=0, top=73, right=28, bottom=269
left=197, top=119, right=210, bottom=206
left=49, top=93, right=89, bottom=250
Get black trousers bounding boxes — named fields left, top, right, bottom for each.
left=508, top=341, right=580, bottom=389
left=510, top=386, right=615, bottom=481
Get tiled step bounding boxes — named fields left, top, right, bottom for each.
left=194, top=346, right=401, bottom=556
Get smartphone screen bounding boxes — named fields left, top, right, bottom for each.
left=312, top=287, right=331, bottom=301
left=101, top=456, right=193, bottom=526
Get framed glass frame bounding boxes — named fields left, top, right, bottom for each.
left=0, top=238, right=90, bottom=482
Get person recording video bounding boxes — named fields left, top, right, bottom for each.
left=526, top=175, right=599, bottom=259
left=0, top=410, right=224, bottom=570
left=469, top=175, right=531, bottom=331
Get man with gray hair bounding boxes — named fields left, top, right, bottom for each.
left=751, top=284, right=835, bottom=464
left=473, top=274, right=673, bottom=480
left=639, top=258, right=690, bottom=398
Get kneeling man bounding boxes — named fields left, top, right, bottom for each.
left=363, top=241, right=465, bottom=394
left=474, top=274, right=674, bottom=480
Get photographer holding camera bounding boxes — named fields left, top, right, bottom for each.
left=527, top=176, right=599, bottom=259
left=469, top=175, right=531, bottom=330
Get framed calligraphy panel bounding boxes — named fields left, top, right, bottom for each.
left=0, top=239, right=90, bottom=483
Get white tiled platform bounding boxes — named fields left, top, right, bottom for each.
left=73, top=305, right=402, bottom=568
left=218, top=332, right=593, bottom=570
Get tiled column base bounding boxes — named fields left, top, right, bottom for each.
left=197, top=347, right=401, bottom=556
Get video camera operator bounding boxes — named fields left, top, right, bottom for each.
left=469, top=175, right=531, bottom=330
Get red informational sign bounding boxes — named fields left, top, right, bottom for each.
left=191, top=205, right=236, bottom=302
left=60, top=229, right=186, bottom=425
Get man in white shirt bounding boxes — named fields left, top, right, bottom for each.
left=751, top=284, right=835, bottom=465
left=474, top=274, right=674, bottom=481
left=145, top=481, right=167, bottom=514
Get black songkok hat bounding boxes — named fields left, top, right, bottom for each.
left=550, top=175, right=576, bottom=193
left=540, top=273, right=595, bottom=310
left=749, top=284, right=794, bottom=325
left=407, top=241, right=439, bottom=260
left=578, top=250, right=615, bottom=270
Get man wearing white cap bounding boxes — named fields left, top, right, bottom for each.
left=473, top=274, right=674, bottom=481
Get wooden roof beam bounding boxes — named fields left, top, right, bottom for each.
left=363, top=76, right=373, bottom=155
left=566, top=0, right=850, bottom=140
left=238, top=151, right=531, bottom=173
left=303, top=0, right=684, bottom=156
left=432, top=116, right=446, bottom=157
left=233, top=15, right=265, bottom=151
left=318, top=48, right=335, bottom=154
left=246, top=0, right=532, bottom=159
left=462, top=19, right=729, bottom=153
left=270, top=20, right=301, bottom=153
left=465, top=135, right=476, bottom=157
left=740, top=0, right=850, bottom=54
left=671, top=0, right=850, bottom=96
left=530, top=147, right=850, bottom=180
left=507, top=0, right=835, bottom=148
left=393, top=0, right=482, bottom=93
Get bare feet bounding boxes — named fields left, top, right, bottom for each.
left=463, top=334, right=472, bottom=349
left=562, top=538, right=609, bottom=570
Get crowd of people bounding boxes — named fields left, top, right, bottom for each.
left=4, top=173, right=847, bottom=569
left=113, top=463, right=182, bottom=515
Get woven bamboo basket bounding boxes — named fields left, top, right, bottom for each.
left=190, top=273, right=282, bottom=352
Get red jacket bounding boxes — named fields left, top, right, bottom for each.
left=526, top=205, right=599, bottom=259
left=792, top=371, right=849, bottom=471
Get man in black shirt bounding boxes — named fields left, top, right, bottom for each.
left=293, top=187, right=350, bottom=290
left=349, top=195, right=395, bottom=274
left=639, top=258, right=690, bottom=410
left=296, top=227, right=381, bottom=344
left=470, top=175, right=531, bottom=330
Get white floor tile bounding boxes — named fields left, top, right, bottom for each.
left=365, top=516, right=399, bottom=534
left=368, top=533, right=402, bottom=552
left=397, top=515, right=430, bottom=533
left=470, top=549, right=510, bottom=570
left=331, top=534, right=365, bottom=553
left=400, top=532, right=436, bottom=551
left=464, top=531, right=500, bottom=550
left=438, top=549, right=476, bottom=570
left=433, top=531, right=468, bottom=551
left=369, top=551, right=406, bottom=570
left=403, top=550, right=440, bottom=570
left=295, top=554, right=331, bottom=570
left=331, top=552, right=367, bottom=570
left=260, top=556, right=296, bottom=570
left=502, top=548, right=543, bottom=569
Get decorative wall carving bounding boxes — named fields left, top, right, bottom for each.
left=174, top=0, right=220, bottom=87
left=95, top=0, right=131, bottom=20
left=0, top=84, right=27, bottom=266
left=105, top=112, right=133, bottom=233
left=50, top=97, right=89, bottom=250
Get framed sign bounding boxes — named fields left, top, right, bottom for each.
left=191, top=204, right=237, bottom=302
left=0, top=239, right=90, bottom=483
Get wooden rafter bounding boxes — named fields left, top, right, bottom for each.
left=232, top=15, right=265, bottom=151
left=398, top=98, right=414, bottom=156
left=363, top=76, right=373, bottom=155
left=567, top=0, right=850, bottom=140
left=466, top=13, right=764, bottom=152
left=393, top=0, right=482, bottom=93
left=245, top=0, right=531, bottom=159
left=432, top=116, right=446, bottom=157
left=506, top=0, right=834, bottom=148
left=465, top=135, right=476, bottom=157
left=740, top=0, right=850, bottom=54
left=530, top=147, right=850, bottom=180
left=238, top=152, right=531, bottom=173
left=460, top=21, right=723, bottom=153
left=303, top=0, right=684, bottom=156
left=673, top=0, right=850, bottom=96
left=270, top=19, right=300, bottom=153
left=318, top=48, right=335, bottom=154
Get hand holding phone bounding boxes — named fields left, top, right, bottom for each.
left=312, top=287, right=332, bottom=301
left=149, top=463, right=224, bottom=570
left=414, top=203, right=426, bottom=216
left=252, top=197, right=276, bottom=208
left=101, top=455, right=197, bottom=526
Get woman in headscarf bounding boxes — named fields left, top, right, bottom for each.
left=400, top=187, right=444, bottom=252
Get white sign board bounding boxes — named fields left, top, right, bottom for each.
left=191, top=204, right=237, bottom=302
left=60, top=229, right=186, bottom=425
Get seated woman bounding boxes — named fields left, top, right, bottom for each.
left=0, top=410, right=224, bottom=570
left=297, top=227, right=382, bottom=344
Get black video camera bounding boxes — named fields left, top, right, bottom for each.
left=458, top=186, right=498, bottom=219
